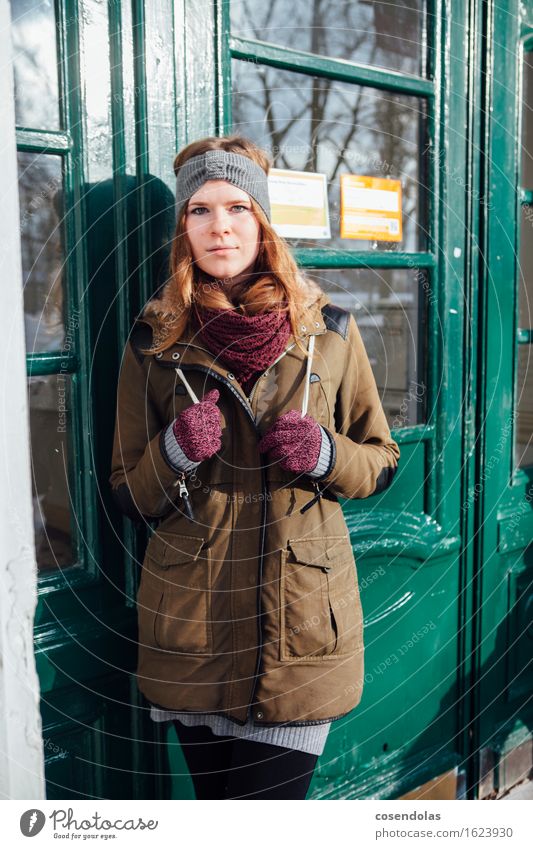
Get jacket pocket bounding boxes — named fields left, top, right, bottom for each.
left=139, top=531, right=213, bottom=655
left=279, top=535, right=362, bottom=661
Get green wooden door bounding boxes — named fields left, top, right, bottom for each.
left=11, top=0, right=189, bottom=799
left=472, top=0, right=533, bottom=798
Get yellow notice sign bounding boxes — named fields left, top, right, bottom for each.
left=340, top=174, right=402, bottom=241
left=268, top=169, right=331, bottom=239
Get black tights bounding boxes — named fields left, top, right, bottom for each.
left=173, top=721, right=319, bottom=800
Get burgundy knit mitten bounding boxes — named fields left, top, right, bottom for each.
left=258, top=409, right=322, bottom=473
left=172, top=389, right=222, bottom=462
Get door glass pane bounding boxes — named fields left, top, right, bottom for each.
left=516, top=51, right=533, bottom=469
left=519, top=207, right=533, bottom=324
left=29, top=374, right=75, bottom=571
left=18, top=151, right=66, bottom=352
left=18, top=151, right=76, bottom=570
left=232, top=60, right=428, bottom=251
left=522, top=51, right=533, bottom=186
left=515, top=344, right=533, bottom=468
left=231, top=0, right=426, bottom=77
left=9, top=0, right=61, bottom=129
left=307, top=267, right=427, bottom=427
left=81, top=0, right=113, bottom=182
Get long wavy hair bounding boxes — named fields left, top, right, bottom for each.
left=139, top=134, right=321, bottom=356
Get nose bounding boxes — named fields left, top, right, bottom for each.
left=209, top=207, right=231, bottom=235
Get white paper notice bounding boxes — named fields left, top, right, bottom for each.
left=268, top=169, right=331, bottom=239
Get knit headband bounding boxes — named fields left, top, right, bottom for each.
left=175, top=149, right=271, bottom=221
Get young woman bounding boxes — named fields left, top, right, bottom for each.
left=109, top=134, right=400, bottom=800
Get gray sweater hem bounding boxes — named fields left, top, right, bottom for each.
left=149, top=705, right=331, bottom=756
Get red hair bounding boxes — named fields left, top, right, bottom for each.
left=140, top=134, right=320, bottom=356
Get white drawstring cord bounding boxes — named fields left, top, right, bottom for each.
left=175, top=367, right=199, bottom=404
left=301, top=333, right=315, bottom=417
left=176, top=334, right=315, bottom=414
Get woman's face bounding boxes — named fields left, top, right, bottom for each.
left=184, top=179, right=261, bottom=285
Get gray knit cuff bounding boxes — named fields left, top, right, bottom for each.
left=175, top=149, right=271, bottom=221
left=307, top=425, right=333, bottom=479
left=163, top=423, right=201, bottom=474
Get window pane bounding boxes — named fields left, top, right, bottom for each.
left=9, top=0, right=60, bottom=129
left=519, top=206, right=533, bottom=331
left=18, top=152, right=66, bottom=352
left=82, top=0, right=113, bottom=182
left=306, top=267, right=427, bottom=427
left=231, top=0, right=426, bottom=77
left=522, top=51, right=533, bottom=187
left=515, top=345, right=533, bottom=468
left=232, top=60, right=428, bottom=251
left=28, top=374, right=75, bottom=571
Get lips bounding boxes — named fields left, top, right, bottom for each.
left=208, top=246, right=237, bottom=252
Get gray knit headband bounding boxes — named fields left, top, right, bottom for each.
left=175, top=149, right=271, bottom=221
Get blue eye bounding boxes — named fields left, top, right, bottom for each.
left=188, top=204, right=249, bottom=215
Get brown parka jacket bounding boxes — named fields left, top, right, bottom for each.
left=109, top=274, right=400, bottom=726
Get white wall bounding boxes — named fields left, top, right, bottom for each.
left=0, top=0, right=45, bottom=800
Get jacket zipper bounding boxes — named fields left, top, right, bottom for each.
left=166, top=355, right=277, bottom=527
left=247, top=342, right=296, bottom=408
left=175, top=350, right=323, bottom=521
left=175, top=470, right=194, bottom=521
left=245, top=335, right=326, bottom=515
left=164, top=339, right=322, bottom=719
left=300, top=480, right=323, bottom=513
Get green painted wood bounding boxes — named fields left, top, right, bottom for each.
left=453, top=0, right=482, bottom=797
left=131, top=0, right=151, bottom=310
left=393, top=423, right=435, bottom=442
left=497, top=504, right=533, bottom=553
left=19, top=0, right=181, bottom=800
left=345, top=508, right=462, bottom=562
left=15, top=128, right=72, bottom=153
left=473, top=0, right=533, bottom=799
left=229, top=35, right=435, bottom=97
left=423, top=0, right=440, bottom=523
left=215, top=0, right=232, bottom=134
left=311, top=545, right=460, bottom=798
left=293, top=249, right=436, bottom=268
left=36, top=0, right=127, bottom=799
left=108, top=0, right=148, bottom=788
left=26, top=352, right=79, bottom=376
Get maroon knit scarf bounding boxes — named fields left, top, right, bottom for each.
left=193, top=303, right=292, bottom=394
